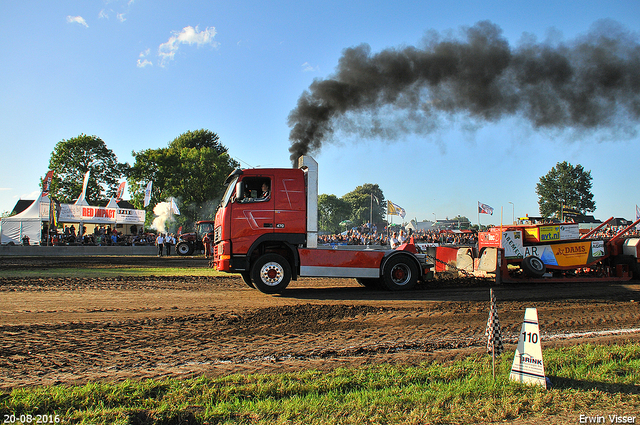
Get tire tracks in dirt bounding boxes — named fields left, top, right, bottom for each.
left=1, top=273, right=639, bottom=389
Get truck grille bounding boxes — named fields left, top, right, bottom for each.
left=214, top=226, right=222, bottom=244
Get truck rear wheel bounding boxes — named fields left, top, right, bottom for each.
left=521, top=255, right=546, bottom=278
left=381, top=255, right=418, bottom=291
left=251, top=254, right=292, bottom=294
left=176, top=242, right=193, bottom=256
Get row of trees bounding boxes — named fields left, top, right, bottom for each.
left=45, top=130, right=238, bottom=229
left=40, top=131, right=597, bottom=232
left=45, top=130, right=392, bottom=233
left=319, top=184, right=387, bottom=234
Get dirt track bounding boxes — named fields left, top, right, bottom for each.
left=1, top=256, right=639, bottom=390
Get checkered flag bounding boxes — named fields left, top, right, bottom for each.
left=485, top=288, right=504, bottom=356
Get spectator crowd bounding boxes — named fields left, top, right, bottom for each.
left=318, top=226, right=477, bottom=247
left=317, top=223, right=640, bottom=248
left=41, top=223, right=158, bottom=246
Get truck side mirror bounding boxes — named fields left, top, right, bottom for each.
left=235, top=182, right=244, bottom=201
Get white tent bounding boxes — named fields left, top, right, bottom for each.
left=1, top=194, right=147, bottom=245
left=0, top=193, right=45, bottom=245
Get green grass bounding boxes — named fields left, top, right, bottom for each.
left=1, top=342, right=638, bottom=424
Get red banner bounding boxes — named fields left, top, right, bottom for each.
left=42, top=170, right=54, bottom=196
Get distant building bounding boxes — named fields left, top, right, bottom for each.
left=406, top=220, right=435, bottom=232
left=406, top=217, right=471, bottom=232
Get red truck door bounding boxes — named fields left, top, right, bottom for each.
left=273, top=172, right=306, bottom=235
left=229, top=175, right=275, bottom=253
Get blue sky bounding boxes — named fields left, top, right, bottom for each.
left=1, top=0, right=639, bottom=226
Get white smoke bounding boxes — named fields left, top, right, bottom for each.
left=151, top=198, right=179, bottom=233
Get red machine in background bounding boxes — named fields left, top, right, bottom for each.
left=175, top=221, right=215, bottom=256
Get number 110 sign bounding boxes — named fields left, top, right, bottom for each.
left=510, top=307, right=547, bottom=388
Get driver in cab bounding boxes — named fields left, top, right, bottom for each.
left=239, top=182, right=270, bottom=203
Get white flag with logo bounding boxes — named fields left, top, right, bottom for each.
left=171, top=198, right=180, bottom=215
left=75, top=170, right=91, bottom=206
left=143, top=181, right=153, bottom=207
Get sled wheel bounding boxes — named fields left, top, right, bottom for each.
left=521, top=256, right=546, bottom=278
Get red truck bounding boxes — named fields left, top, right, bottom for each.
left=212, top=156, right=433, bottom=293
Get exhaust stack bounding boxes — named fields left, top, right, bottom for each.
left=297, top=156, right=318, bottom=248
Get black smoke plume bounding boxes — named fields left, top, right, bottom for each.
left=288, top=20, right=640, bottom=162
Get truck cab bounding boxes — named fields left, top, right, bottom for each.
left=213, top=156, right=430, bottom=294
left=213, top=165, right=308, bottom=278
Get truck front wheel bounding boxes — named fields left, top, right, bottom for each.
left=176, top=242, right=193, bottom=256
left=381, top=256, right=418, bottom=291
left=251, top=254, right=292, bottom=294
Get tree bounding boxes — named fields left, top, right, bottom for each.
left=318, top=194, right=350, bottom=233
left=48, top=134, right=129, bottom=204
left=536, top=161, right=595, bottom=219
left=128, top=129, right=239, bottom=229
left=451, top=215, right=471, bottom=229
left=341, top=184, right=386, bottom=227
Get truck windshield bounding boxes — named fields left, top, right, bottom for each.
left=220, top=176, right=238, bottom=207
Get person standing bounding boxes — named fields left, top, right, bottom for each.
left=156, top=233, right=165, bottom=257
left=390, top=232, right=400, bottom=249
left=165, top=233, right=174, bottom=256
left=203, top=233, right=211, bottom=258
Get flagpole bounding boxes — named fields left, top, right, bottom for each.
left=370, top=194, right=372, bottom=229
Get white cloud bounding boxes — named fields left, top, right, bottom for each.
left=302, top=62, right=319, bottom=72
left=66, top=15, right=88, bottom=28
left=98, top=9, right=109, bottom=19
left=158, top=26, right=219, bottom=66
left=117, top=13, right=126, bottom=23
left=0, top=188, right=11, bottom=191
left=137, top=49, right=152, bottom=68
